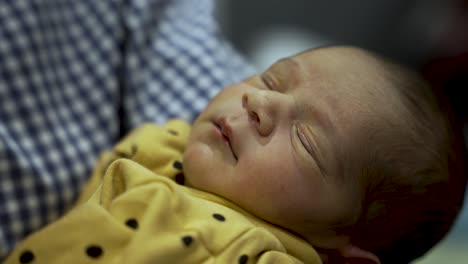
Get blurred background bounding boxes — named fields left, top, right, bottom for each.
left=217, top=0, right=468, bottom=263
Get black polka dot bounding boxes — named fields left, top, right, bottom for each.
left=175, top=173, right=185, bottom=185
left=173, top=160, right=183, bottom=170
left=212, top=213, right=225, bottom=222
left=86, top=245, right=103, bottom=258
left=19, top=250, right=34, bottom=263
left=168, top=129, right=179, bottom=136
left=238, top=254, right=249, bottom=264
left=182, top=235, right=193, bottom=247
left=125, top=218, right=139, bottom=229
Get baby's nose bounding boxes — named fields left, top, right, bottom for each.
left=242, top=91, right=275, bottom=137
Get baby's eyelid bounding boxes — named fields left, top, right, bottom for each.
left=296, top=124, right=312, bottom=152
left=261, top=74, right=275, bottom=91
left=296, top=123, right=328, bottom=177
left=296, top=123, right=321, bottom=164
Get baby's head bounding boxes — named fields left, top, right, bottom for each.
left=183, top=46, right=467, bottom=263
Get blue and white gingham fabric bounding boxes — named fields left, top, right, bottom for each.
left=0, top=0, right=255, bottom=258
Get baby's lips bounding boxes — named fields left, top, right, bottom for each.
left=217, top=117, right=238, bottom=160
left=218, top=117, right=233, bottom=142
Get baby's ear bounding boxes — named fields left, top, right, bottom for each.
left=338, top=244, right=381, bottom=264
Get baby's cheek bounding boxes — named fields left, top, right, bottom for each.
left=183, top=142, right=214, bottom=188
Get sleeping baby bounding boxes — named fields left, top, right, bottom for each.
left=6, top=46, right=467, bottom=264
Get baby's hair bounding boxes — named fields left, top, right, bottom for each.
left=339, top=50, right=467, bottom=263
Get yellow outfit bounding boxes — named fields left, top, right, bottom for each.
left=6, top=120, right=321, bottom=264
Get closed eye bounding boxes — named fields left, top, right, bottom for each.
left=261, top=74, right=276, bottom=91
left=295, top=123, right=326, bottom=175
left=296, top=123, right=314, bottom=157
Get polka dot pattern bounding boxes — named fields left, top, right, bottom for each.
left=182, top=236, right=193, bottom=247
left=125, top=218, right=139, bottom=230
left=86, top=245, right=103, bottom=258
left=19, top=250, right=34, bottom=263
left=213, top=213, right=226, bottom=222
left=238, top=254, right=249, bottom=264
left=173, top=161, right=183, bottom=170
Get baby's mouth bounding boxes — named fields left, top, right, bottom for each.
left=215, top=119, right=238, bottom=161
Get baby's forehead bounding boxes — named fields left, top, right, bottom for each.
left=270, top=46, right=403, bottom=129
left=293, top=48, right=396, bottom=101
left=294, top=46, right=377, bottom=62
left=292, top=46, right=388, bottom=80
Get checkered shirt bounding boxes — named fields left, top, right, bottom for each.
left=0, top=0, right=255, bottom=258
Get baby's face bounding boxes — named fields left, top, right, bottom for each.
left=184, top=46, right=389, bottom=247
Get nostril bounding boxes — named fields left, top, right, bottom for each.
left=249, top=111, right=260, bottom=123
